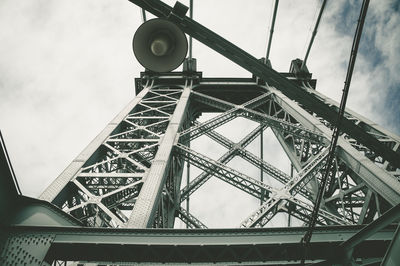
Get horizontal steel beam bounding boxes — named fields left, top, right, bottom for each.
left=2, top=224, right=395, bottom=264
left=192, top=91, right=325, bottom=144
left=175, top=143, right=274, bottom=199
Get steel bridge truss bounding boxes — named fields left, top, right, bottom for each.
left=39, top=73, right=400, bottom=232
left=11, top=0, right=397, bottom=263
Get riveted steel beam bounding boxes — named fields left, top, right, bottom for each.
left=127, top=83, right=192, bottom=228
left=2, top=224, right=395, bottom=264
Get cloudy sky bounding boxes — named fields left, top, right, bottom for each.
left=0, top=0, right=399, bottom=228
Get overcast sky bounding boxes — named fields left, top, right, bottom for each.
left=0, top=0, right=399, bottom=228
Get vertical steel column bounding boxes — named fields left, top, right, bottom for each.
left=186, top=0, right=193, bottom=225
left=188, top=0, right=193, bottom=60
left=127, top=83, right=191, bottom=228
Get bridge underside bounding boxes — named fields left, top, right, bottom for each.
left=1, top=224, right=397, bottom=265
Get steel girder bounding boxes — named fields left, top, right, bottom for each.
left=126, top=81, right=192, bottom=228
left=1, top=225, right=396, bottom=265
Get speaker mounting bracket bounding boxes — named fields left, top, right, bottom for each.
left=168, top=2, right=188, bottom=23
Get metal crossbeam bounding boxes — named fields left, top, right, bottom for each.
left=180, top=148, right=235, bottom=202
left=180, top=124, right=264, bottom=201
left=287, top=197, right=350, bottom=226
left=239, top=168, right=352, bottom=228
left=192, top=91, right=325, bottom=144
left=176, top=143, right=347, bottom=227
left=203, top=125, right=297, bottom=193
left=176, top=207, right=207, bottom=229
left=179, top=109, right=238, bottom=141
left=240, top=197, right=281, bottom=228
left=2, top=225, right=395, bottom=264
left=240, top=149, right=329, bottom=227
left=175, top=143, right=275, bottom=199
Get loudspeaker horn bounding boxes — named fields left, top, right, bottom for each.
left=133, top=18, right=188, bottom=72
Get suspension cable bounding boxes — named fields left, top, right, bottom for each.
left=189, top=0, right=193, bottom=60
left=185, top=0, right=194, bottom=228
left=300, top=0, right=370, bottom=264
left=265, top=0, right=279, bottom=63
left=301, top=0, right=327, bottom=70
